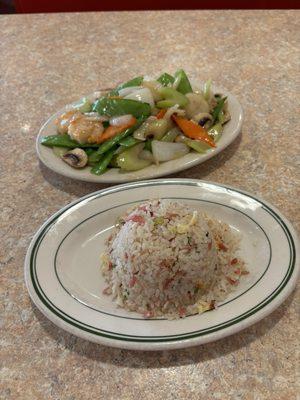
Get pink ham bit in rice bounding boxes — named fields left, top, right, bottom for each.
left=218, top=242, right=228, bottom=251
left=178, top=307, right=186, bottom=317
left=125, top=214, right=145, bottom=225
left=100, top=199, right=248, bottom=319
left=143, top=310, right=154, bottom=318
left=102, top=286, right=111, bottom=295
left=129, top=275, right=137, bottom=287
left=241, top=270, right=249, bottom=275
left=226, top=277, right=238, bottom=285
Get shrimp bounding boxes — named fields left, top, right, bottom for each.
left=55, top=110, right=81, bottom=134
left=68, top=115, right=104, bottom=144
left=55, top=110, right=105, bottom=144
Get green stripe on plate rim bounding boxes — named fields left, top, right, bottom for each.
left=29, top=181, right=296, bottom=343
left=53, top=197, right=272, bottom=321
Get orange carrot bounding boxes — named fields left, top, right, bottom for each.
left=96, top=116, right=136, bottom=144
left=172, top=115, right=216, bottom=147
left=156, top=109, right=167, bottom=119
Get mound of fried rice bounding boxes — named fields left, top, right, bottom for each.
left=101, top=200, right=248, bottom=319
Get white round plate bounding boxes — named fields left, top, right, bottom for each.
left=24, top=179, right=299, bottom=350
left=36, top=84, right=243, bottom=183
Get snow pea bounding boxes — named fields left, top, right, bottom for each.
left=119, top=136, right=140, bottom=147
left=174, top=69, right=193, bottom=94
left=92, top=97, right=151, bottom=118
left=41, top=134, right=99, bottom=148
left=212, top=97, right=227, bottom=124
left=90, top=147, right=117, bottom=175
left=109, top=76, right=144, bottom=96
left=88, top=116, right=146, bottom=163
left=157, top=73, right=175, bottom=86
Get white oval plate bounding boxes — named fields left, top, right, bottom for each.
left=24, top=179, right=299, bottom=350
left=36, top=84, right=243, bottom=183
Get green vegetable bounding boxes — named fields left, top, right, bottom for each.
left=174, top=69, right=193, bottom=94
left=156, top=87, right=188, bottom=108
left=76, top=97, right=92, bottom=113
left=41, top=134, right=99, bottom=148
left=203, top=79, right=212, bottom=101
left=183, top=137, right=211, bottom=153
left=91, top=147, right=116, bottom=175
left=208, top=122, right=223, bottom=142
left=93, top=97, right=151, bottom=119
left=161, top=128, right=181, bottom=142
left=119, top=136, right=140, bottom=147
left=52, top=146, right=69, bottom=157
left=144, top=139, right=152, bottom=152
left=109, top=76, right=143, bottom=96
left=88, top=116, right=146, bottom=163
left=212, top=97, right=227, bottom=124
left=133, top=118, right=169, bottom=140
left=116, top=143, right=152, bottom=171
left=109, top=154, right=120, bottom=168
left=153, top=216, right=164, bottom=225
left=157, top=73, right=175, bottom=86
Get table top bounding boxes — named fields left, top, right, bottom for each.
left=1, top=10, right=299, bottom=400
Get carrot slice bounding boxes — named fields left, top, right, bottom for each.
left=96, top=116, right=136, bottom=144
left=156, top=109, right=167, bottom=119
left=172, top=115, right=216, bottom=147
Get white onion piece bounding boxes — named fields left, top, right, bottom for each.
left=140, top=149, right=155, bottom=162
left=109, top=114, right=133, bottom=126
left=164, top=104, right=186, bottom=120
left=118, top=86, right=142, bottom=97
left=151, top=140, right=189, bottom=164
left=124, top=88, right=154, bottom=108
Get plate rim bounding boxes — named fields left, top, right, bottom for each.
left=36, top=85, right=243, bottom=183
left=24, top=179, right=299, bottom=350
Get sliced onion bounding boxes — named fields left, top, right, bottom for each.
left=118, top=86, right=142, bottom=97
left=164, top=104, right=186, bottom=120
left=124, top=88, right=154, bottom=108
left=151, top=140, right=189, bottom=164
left=140, top=149, right=155, bottom=162
left=109, top=114, right=133, bottom=126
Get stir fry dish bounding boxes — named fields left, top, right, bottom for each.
left=41, top=70, right=230, bottom=175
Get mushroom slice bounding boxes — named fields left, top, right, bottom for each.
left=62, top=148, right=88, bottom=168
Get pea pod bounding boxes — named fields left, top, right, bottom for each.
left=157, top=73, right=174, bottom=86
left=93, top=97, right=151, bottom=118
left=119, top=136, right=140, bottom=147
left=156, top=88, right=188, bottom=109
left=88, top=116, right=146, bottom=163
left=41, top=134, right=99, bottom=148
left=109, top=76, right=143, bottom=96
left=91, top=147, right=117, bottom=175
left=212, top=97, right=227, bottom=124
left=174, top=69, right=193, bottom=94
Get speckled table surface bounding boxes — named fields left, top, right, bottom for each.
left=1, top=10, right=299, bottom=400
